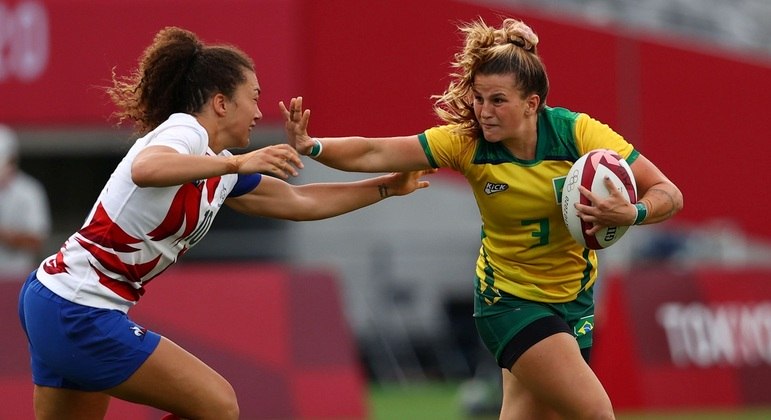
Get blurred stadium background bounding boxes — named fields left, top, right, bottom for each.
left=1, top=0, right=770, bottom=418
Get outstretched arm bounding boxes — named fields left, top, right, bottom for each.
left=225, top=169, right=436, bottom=221
left=131, top=144, right=303, bottom=187
left=279, top=97, right=433, bottom=173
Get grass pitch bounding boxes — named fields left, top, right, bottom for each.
left=368, top=381, right=771, bottom=420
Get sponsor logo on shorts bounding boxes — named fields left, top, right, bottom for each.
left=574, top=315, right=594, bottom=336
left=130, top=325, right=147, bottom=340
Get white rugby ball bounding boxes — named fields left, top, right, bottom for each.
left=561, top=149, right=637, bottom=249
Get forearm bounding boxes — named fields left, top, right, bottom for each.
left=227, top=165, right=429, bottom=220
left=132, top=152, right=238, bottom=187
left=284, top=97, right=427, bottom=172
left=310, top=137, right=380, bottom=172
left=637, top=182, right=684, bottom=225
left=290, top=175, right=394, bottom=220
left=310, top=136, right=430, bottom=173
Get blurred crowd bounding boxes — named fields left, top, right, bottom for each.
left=0, top=125, right=50, bottom=279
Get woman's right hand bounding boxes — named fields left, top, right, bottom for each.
left=278, top=97, right=315, bottom=155
left=231, top=144, right=303, bottom=179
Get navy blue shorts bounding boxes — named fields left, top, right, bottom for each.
left=17, top=272, right=161, bottom=391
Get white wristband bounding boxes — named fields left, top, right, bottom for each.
left=308, top=138, right=323, bottom=158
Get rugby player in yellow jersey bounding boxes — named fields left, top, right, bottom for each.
left=282, top=17, right=682, bottom=420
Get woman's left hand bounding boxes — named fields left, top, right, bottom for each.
left=278, top=97, right=315, bottom=155
left=380, top=169, right=437, bottom=197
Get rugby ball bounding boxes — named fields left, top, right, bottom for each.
left=561, top=149, right=637, bottom=249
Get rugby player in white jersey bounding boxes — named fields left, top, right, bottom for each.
left=18, top=26, right=433, bottom=420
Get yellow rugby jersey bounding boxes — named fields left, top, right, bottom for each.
left=418, top=107, right=639, bottom=303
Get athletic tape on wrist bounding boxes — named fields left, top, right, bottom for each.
left=633, top=202, right=648, bottom=225
left=309, top=138, right=323, bottom=158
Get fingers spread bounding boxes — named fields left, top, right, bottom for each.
left=278, top=101, right=289, bottom=118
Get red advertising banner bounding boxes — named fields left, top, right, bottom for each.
left=1, top=263, right=366, bottom=419
left=3, top=0, right=771, bottom=238
left=0, top=0, right=301, bottom=125
left=594, top=267, right=771, bottom=409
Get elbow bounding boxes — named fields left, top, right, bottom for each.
left=131, top=162, right=157, bottom=188
left=282, top=210, right=326, bottom=222
left=668, top=185, right=685, bottom=218
left=674, top=189, right=684, bottom=215
left=285, top=211, right=325, bottom=222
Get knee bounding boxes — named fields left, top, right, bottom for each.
left=201, top=382, right=239, bottom=420
left=587, top=392, right=615, bottom=420
left=217, top=387, right=240, bottom=420
left=580, top=403, right=615, bottom=420
left=566, top=397, right=614, bottom=420
left=500, top=390, right=543, bottom=420
left=501, top=388, right=615, bottom=420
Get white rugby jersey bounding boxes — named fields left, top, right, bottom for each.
left=37, top=114, right=240, bottom=312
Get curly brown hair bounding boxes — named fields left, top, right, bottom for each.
left=106, top=27, right=255, bottom=134
left=433, top=18, right=549, bottom=139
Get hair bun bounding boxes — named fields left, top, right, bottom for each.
left=504, top=19, right=538, bottom=51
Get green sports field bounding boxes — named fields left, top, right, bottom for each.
left=368, top=381, right=771, bottom=420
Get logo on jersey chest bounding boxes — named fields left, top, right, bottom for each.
left=553, top=176, right=567, bottom=204
left=194, top=179, right=228, bottom=207
left=484, top=182, right=509, bottom=195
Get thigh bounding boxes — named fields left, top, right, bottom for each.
left=33, top=386, right=110, bottom=420
left=106, top=336, right=238, bottom=419
left=507, top=332, right=613, bottom=419
left=475, top=298, right=558, bottom=367
left=500, top=368, right=561, bottom=420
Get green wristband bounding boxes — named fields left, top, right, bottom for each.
left=309, top=138, right=323, bottom=158
left=633, top=202, right=648, bottom=225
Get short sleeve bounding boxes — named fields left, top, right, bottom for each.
left=574, top=114, right=636, bottom=162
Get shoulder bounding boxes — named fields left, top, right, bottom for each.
left=539, top=106, right=581, bottom=132
left=156, top=114, right=207, bottom=138
left=421, top=124, right=474, bottom=145
left=420, top=124, right=477, bottom=170
left=538, top=106, right=584, bottom=143
left=141, top=113, right=208, bottom=155
left=569, top=111, right=636, bottom=159
left=542, top=106, right=580, bottom=120
left=536, top=106, right=583, bottom=160
left=423, top=124, right=459, bottom=138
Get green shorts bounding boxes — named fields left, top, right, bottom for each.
left=473, top=277, right=595, bottom=368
